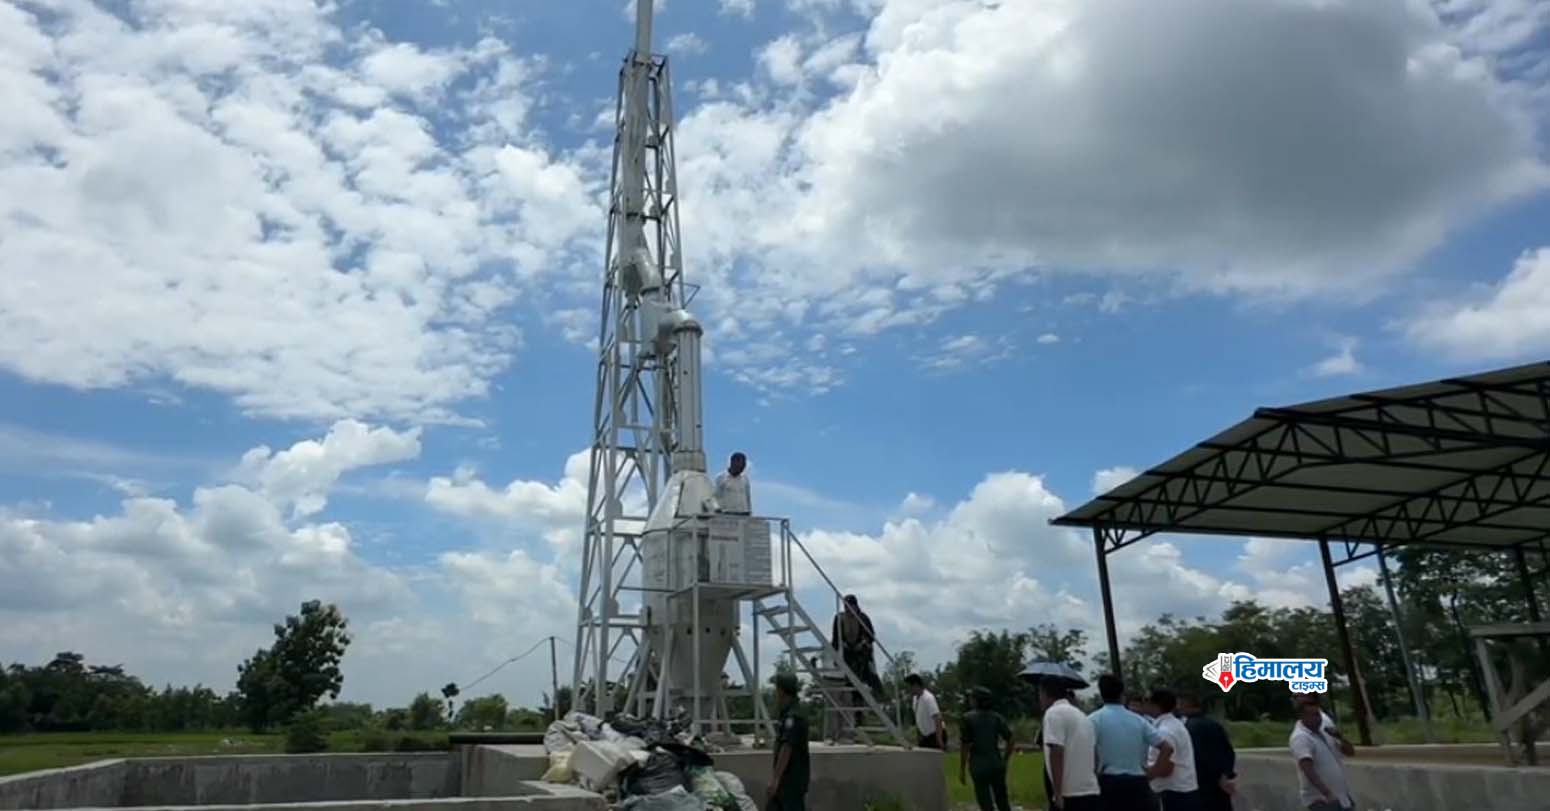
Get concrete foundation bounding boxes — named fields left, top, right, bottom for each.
left=1, top=743, right=941, bottom=811
left=463, top=743, right=947, bottom=811
left=0, top=753, right=600, bottom=811
left=1232, top=747, right=1550, bottom=811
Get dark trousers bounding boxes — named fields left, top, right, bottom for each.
left=766, top=788, right=805, bottom=811
left=1158, top=789, right=1202, bottom=811
left=1060, top=795, right=1100, bottom=811
left=1097, top=773, right=1154, bottom=811
left=917, top=733, right=944, bottom=749
left=970, top=767, right=1010, bottom=811
left=1200, top=787, right=1233, bottom=811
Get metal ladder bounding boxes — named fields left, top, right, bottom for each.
left=754, top=589, right=909, bottom=747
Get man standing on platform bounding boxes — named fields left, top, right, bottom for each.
left=1089, top=674, right=1170, bottom=811
left=1180, top=693, right=1236, bottom=811
left=715, top=451, right=751, bottom=515
left=767, top=673, right=809, bottom=811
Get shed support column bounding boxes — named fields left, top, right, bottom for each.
left=1376, top=547, right=1432, bottom=742
left=1320, top=538, right=1373, bottom=747
left=1515, top=545, right=1544, bottom=623
left=1094, top=527, right=1122, bottom=675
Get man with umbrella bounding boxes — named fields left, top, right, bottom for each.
left=1022, top=663, right=1100, bottom=811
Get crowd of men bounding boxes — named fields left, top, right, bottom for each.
left=944, top=674, right=1356, bottom=811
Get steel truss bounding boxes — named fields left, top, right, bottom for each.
left=1067, top=387, right=1550, bottom=549
left=572, top=48, right=687, bottom=717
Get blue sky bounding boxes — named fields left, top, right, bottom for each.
left=1, top=0, right=1548, bottom=707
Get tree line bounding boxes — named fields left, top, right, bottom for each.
left=0, top=600, right=562, bottom=737
left=6, top=547, right=1543, bottom=739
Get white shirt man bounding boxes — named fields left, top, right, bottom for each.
left=1147, top=710, right=1199, bottom=797
left=1290, top=701, right=1354, bottom=810
left=908, top=677, right=945, bottom=749
left=1041, top=690, right=1101, bottom=809
left=714, top=452, right=751, bottom=514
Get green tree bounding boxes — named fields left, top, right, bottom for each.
left=236, top=600, right=353, bottom=732
left=455, top=695, right=510, bottom=730
left=408, top=692, right=447, bottom=730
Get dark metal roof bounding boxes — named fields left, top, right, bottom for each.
left=1052, top=361, right=1550, bottom=549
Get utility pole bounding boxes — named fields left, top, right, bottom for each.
left=549, top=636, right=561, bottom=723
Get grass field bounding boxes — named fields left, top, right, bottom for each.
left=942, top=751, right=1046, bottom=810
left=0, top=730, right=450, bottom=778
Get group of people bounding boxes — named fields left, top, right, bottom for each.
left=945, top=674, right=1357, bottom=811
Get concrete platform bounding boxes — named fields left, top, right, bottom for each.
left=1, top=743, right=944, bottom=811
left=465, top=743, right=948, bottom=811
left=0, top=753, right=601, bottom=811
left=1232, top=746, right=1550, bottom=811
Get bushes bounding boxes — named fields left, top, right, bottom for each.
left=354, top=727, right=449, bottom=752
left=283, top=711, right=329, bottom=754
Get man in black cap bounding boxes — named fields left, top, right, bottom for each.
left=960, top=686, right=1014, bottom=811
left=768, top=672, right=810, bottom=811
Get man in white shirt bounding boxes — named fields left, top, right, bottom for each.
left=1143, top=689, right=1199, bottom=811
left=906, top=674, right=946, bottom=749
left=1038, top=679, right=1101, bottom=811
left=1289, top=693, right=1354, bottom=811
left=714, top=452, right=751, bottom=515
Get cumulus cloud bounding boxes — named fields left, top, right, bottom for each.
left=0, top=0, right=599, bottom=423
left=654, top=0, right=1548, bottom=395
left=1092, top=466, right=1138, bottom=495
left=1405, top=247, right=1550, bottom=360
left=1308, top=336, right=1364, bottom=378
left=0, top=422, right=581, bottom=707
left=424, top=450, right=591, bottom=550
left=236, top=420, right=422, bottom=519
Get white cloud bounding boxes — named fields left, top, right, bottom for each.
left=1037, top=333, right=1061, bottom=345
left=0, top=1, right=600, bottom=423
left=1308, top=336, right=1364, bottom=378
left=235, top=420, right=422, bottom=519
left=794, top=469, right=1354, bottom=671
left=1092, top=466, right=1138, bottom=494
left=918, top=333, right=1012, bottom=371
left=1405, top=246, right=1550, bottom=359
left=424, top=451, right=590, bottom=550
left=0, top=422, right=582, bottom=708
left=898, top=492, right=936, bottom=516
left=657, top=0, right=1548, bottom=395
left=666, top=33, right=708, bottom=55
left=719, top=0, right=755, bottom=17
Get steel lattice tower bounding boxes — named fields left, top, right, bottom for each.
left=570, top=0, right=690, bottom=717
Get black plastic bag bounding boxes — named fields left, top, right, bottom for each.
left=622, top=750, right=691, bottom=797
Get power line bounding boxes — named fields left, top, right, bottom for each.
left=459, top=638, right=551, bottom=692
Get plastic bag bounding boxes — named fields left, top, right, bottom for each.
left=714, top=772, right=758, bottom=811
left=688, top=766, right=736, bottom=811
left=540, top=751, right=573, bottom=784
left=544, top=720, right=583, bottom=754
left=623, top=750, right=690, bottom=797
left=620, top=787, right=707, bottom=811
left=565, top=711, right=605, bottom=738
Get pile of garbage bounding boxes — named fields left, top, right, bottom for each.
left=541, top=712, right=757, bottom=811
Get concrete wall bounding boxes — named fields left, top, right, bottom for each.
left=714, top=746, right=947, bottom=811
left=121, top=753, right=458, bottom=806
left=459, top=746, right=550, bottom=798
left=1233, top=751, right=1550, bottom=811
left=0, top=759, right=127, bottom=810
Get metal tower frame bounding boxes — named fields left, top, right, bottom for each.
left=571, top=13, right=688, bottom=717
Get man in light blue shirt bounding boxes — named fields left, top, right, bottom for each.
left=1088, top=674, right=1174, bottom=811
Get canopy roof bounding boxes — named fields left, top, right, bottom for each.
left=1053, top=361, right=1550, bottom=549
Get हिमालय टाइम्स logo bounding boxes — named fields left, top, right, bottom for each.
left=1202, top=652, right=1328, bottom=693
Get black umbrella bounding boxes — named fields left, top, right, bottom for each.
left=1019, top=661, right=1088, bottom=690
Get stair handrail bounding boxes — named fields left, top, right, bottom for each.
left=779, top=520, right=910, bottom=737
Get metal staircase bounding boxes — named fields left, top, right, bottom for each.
left=745, top=520, right=911, bottom=747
